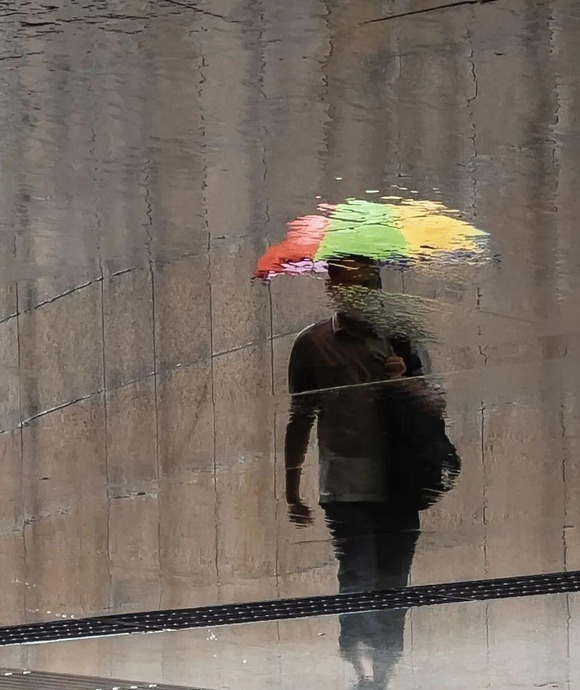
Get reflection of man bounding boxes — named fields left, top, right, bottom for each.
left=284, top=256, right=425, bottom=688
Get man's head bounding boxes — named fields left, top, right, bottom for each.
left=326, top=254, right=382, bottom=289
left=325, top=255, right=385, bottom=328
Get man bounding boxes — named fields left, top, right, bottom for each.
left=285, top=255, right=426, bottom=533
left=284, top=255, right=425, bottom=688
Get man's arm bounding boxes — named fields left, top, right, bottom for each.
left=392, top=339, right=428, bottom=378
left=284, top=334, right=318, bottom=525
left=393, top=339, right=445, bottom=415
left=285, top=396, right=317, bottom=505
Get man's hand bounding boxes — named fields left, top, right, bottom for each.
left=385, top=355, right=407, bottom=380
left=288, top=501, right=314, bottom=528
left=395, top=378, right=447, bottom=416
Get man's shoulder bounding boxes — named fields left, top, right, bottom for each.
left=289, top=318, right=333, bottom=392
left=293, top=318, right=333, bottom=347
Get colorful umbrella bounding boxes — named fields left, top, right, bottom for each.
left=254, top=197, right=489, bottom=279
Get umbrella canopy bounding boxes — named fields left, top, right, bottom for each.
left=254, top=197, right=489, bottom=279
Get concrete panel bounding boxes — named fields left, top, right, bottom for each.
left=0, top=429, right=22, bottom=534
left=213, top=342, right=273, bottom=469
left=157, top=361, right=214, bottom=478
left=154, top=257, right=211, bottom=372
left=0, top=317, right=20, bottom=432
left=106, top=376, right=158, bottom=490
left=216, top=464, right=276, bottom=586
left=19, top=283, right=103, bottom=418
left=158, top=475, right=218, bottom=588
left=103, top=268, right=154, bottom=388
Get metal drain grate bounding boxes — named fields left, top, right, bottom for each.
left=0, top=669, right=200, bottom=690
left=0, top=570, right=579, bottom=646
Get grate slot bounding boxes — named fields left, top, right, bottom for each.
left=0, top=570, right=578, bottom=646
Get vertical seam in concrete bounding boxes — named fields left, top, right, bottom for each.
left=481, top=400, right=490, bottom=683
left=208, top=231, right=220, bottom=594
left=466, top=19, right=478, bottom=222
left=151, top=267, right=162, bottom=609
left=474, top=0, right=488, bottom=542
left=252, top=0, right=278, bottom=604
left=89, top=107, right=112, bottom=613
left=100, top=277, right=112, bottom=610
left=561, top=402, right=571, bottom=678
left=469, top=10, right=489, bottom=603
left=197, top=45, right=220, bottom=594
left=269, top=281, right=281, bottom=603
left=481, top=402, right=488, bottom=537
left=390, top=0, right=414, bottom=658
left=15, top=281, right=27, bottom=654
left=268, top=285, right=275, bottom=401
left=143, top=160, right=162, bottom=607
left=468, top=22, right=489, bottom=653
left=263, top=93, right=280, bottom=607
left=561, top=404, right=568, bottom=569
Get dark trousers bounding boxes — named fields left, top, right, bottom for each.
left=323, top=502, right=420, bottom=689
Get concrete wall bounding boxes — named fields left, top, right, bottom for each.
left=0, top=0, right=579, bottom=647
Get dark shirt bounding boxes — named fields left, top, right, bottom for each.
left=288, top=314, right=425, bottom=502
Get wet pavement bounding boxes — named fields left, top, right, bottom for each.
left=1, top=0, right=580, bottom=687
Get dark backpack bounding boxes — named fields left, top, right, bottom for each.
left=383, top=340, right=461, bottom=511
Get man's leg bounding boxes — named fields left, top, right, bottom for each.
left=324, top=503, right=385, bottom=681
left=374, top=508, right=420, bottom=591
left=370, top=507, right=420, bottom=688
left=323, top=502, right=380, bottom=594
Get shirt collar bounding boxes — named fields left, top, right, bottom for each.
left=332, top=312, right=375, bottom=337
